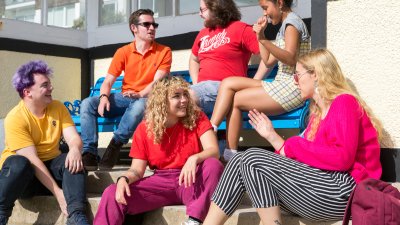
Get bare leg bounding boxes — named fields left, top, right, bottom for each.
left=257, top=207, right=283, bottom=225
left=203, top=202, right=282, bottom=225
left=210, top=77, right=263, bottom=126
left=202, top=202, right=229, bottom=225
left=226, top=86, right=285, bottom=150
left=225, top=105, right=242, bottom=149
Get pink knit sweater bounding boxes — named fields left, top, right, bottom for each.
left=284, top=94, right=382, bottom=183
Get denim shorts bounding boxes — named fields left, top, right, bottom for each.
left=191, top=81, right=220, bottom=115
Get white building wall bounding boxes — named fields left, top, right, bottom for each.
left=0, top=1, right=311, bottom=48
left=327, top=0, right=400, bottom=148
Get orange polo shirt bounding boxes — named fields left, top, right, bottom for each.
left=108, top=41, right=172, bottom=92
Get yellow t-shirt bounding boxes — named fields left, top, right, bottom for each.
left=0, top=100, right=75, bottom=169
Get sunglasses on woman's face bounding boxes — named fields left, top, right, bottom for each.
left=136, top=22, right=159, bottom=29
left=293, top=70, right=310, bottom=83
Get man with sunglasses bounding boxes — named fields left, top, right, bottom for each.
left=80, top=9, right=172, bottom=171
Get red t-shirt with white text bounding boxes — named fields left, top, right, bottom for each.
left=192, top=21, right=259, bottom=82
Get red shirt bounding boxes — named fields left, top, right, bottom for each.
left=130, top=112, right=212, bottom=170
left=192, top=21, right=259, bottom=82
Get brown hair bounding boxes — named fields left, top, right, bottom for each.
left=204, top=0, right=241, bottom=28
left=261, top=0, right=293, bottom=9
left=128, top=9, right=154, bottom=36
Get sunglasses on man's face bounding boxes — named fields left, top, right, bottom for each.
left=136, top=22, right=159, bottom=29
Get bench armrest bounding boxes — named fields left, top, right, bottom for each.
left=64, top=100, right=81, bottom=116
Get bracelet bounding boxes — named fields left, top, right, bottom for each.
left=276, top=141, right=285, bottom=154
left=99, top=94, right=109, bottom=100
left=116, top=175, right=129, bottom=184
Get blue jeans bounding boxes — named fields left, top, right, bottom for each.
left=80, top=92, right=146, bottom=155
left=191, top=81, right=220, bottom=116
left=0, top=154, right=87, bottom=218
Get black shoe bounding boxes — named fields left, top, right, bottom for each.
left=66, top=211, right=90, bottom=225
left=82, top=152, right=98, bottom=171
left=98, top=138, right=123, bottom=170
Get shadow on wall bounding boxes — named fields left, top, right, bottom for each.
left=346, top=79, right=395, bottom=148
left=346, top=79, right=399, bottom=182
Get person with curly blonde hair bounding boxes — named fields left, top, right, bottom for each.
left=203, top=49, right=382, bottom=225
left=94, top=76, right=224, bottom=225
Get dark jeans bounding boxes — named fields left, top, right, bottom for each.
left=0, top=153, right=87, bottom=218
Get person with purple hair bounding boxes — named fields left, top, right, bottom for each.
left=0, top=60, right=89, bottom=225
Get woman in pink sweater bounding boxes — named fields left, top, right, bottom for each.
left=203, top=49, right=383, bottom=225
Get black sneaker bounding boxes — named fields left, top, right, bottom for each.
left=98, top=138, right=123, bottom=170
left=82, top=152, right=98, bottom=171
left=66, top=211, right=90, bottom=225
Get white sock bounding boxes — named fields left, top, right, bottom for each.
left=223, top=148, right=238, bottom=162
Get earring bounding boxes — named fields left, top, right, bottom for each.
left=314, top=82, right=319, bottom=94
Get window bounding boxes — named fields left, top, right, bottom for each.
left=99, top=0, right=129, bottom=26
left=235, top=0, right=258, bottom=7
left=0, top=0, right=42, bottom=24
left=138, top=0, right=172, bottom=18
left=0, top=0, right=260, bottom=29
left=47, top=0, right=86, bottom=29
left=178, top=1, right=197, bottom=15
left=177, top=1, right=258, bottom=16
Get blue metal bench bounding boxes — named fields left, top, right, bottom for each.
left=64, top=65, right=309, bottom=133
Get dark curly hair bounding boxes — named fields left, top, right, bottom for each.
left=265, top=0, right=293, bottom=9
left=204, top=0, right=241, bottom=29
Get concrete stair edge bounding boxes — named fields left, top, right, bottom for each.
left=10, top=165, right=400, bottom=225
left=142, top=205, right=348, bottom=225
left=86, top=165, right=153, bottom=194
left=8, top=194, right=351, bottom=225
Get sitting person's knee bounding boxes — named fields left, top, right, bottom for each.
left=80, top=96, right=98, bottom=111
left=189, top=89, right=200, bottom=104
left=6, top=155, right=34, bottom=178
left=102, top=184, right=118, bottom=200
left=220, top=77, right=236, bottom=90
left=203, top=158, right=224, bottom=172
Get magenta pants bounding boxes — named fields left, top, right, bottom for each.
left=94, top=158, right=223, bottom=225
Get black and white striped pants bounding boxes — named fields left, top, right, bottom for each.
left=211, top=148, right=356, bottom=221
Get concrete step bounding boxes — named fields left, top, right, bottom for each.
left=8, top=194, right=347, bottom=225
left=141, top=205, right=347, bottom=225
left=8, top=194, right=100, bottom=225
left=86, top=165, right=154, bottom=194
left=9, top=164, right=400, bottom=225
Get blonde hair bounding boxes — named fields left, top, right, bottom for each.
left=298, top=49, right=382, bottom=140
left=145, top=76, right=201, bottom=144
